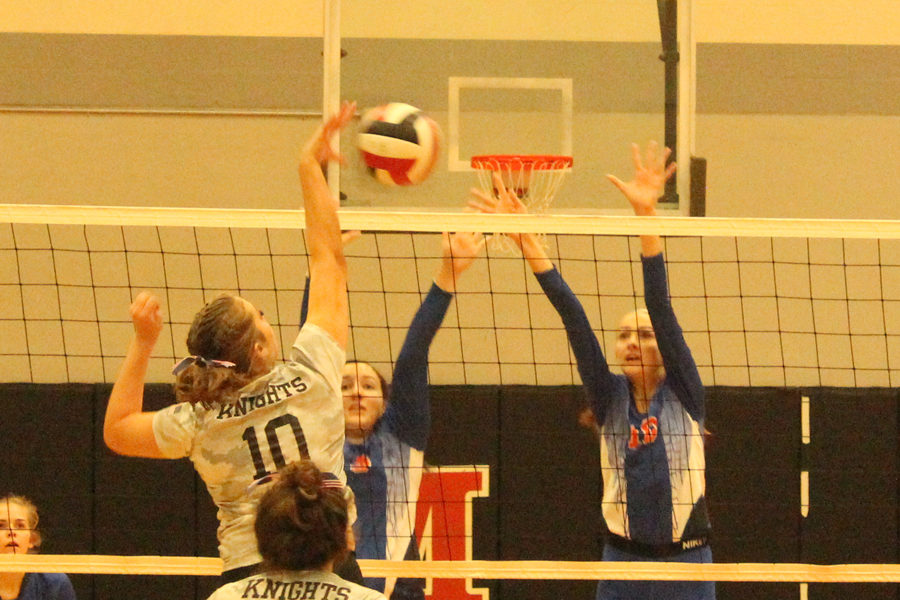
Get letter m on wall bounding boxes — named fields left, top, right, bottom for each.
left=415, top=465, right=490, bottom=600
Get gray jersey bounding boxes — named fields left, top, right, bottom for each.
left=153, top=324, right=346, bottom=571
left=207, top=570, right=387, bottom=600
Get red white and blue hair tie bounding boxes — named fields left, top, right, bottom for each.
left=172, top=355, right=237, bottom=376
left=319, top=472, right=344, bottom=490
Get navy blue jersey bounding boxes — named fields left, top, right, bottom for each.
left=303, top=279, right=452, bottom=599
left=535, top=253, right=710, bottom=544
left=348, top=283, right=451, bottom=599
left=15, top=573, right=76, bottom=600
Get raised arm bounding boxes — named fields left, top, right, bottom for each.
left=468, top=172, right=552, bottom=274
left=608, top=141, right=704, bottom=418
left=386, top=231, right=484, bottom=448
left=605, top=140, right=675, bottom=259
left=301, top=101, right=356, bottom=349
left=468, top=174, right=618, bottom=422
left=300, top=230, right=361, bottom=327
left=103, top=291, right=166, bottom=458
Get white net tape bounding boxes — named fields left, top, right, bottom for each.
left=3, top=204, right=900, bottom=239
left=2, top=556, right=899, bottom=583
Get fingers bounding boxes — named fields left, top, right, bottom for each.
left=467, top=187, right=500, bottom=214
left=323, top=100, right=357, bottom=139
left=630, top=142, right=643, bottom=171
left=661, top=145, right=672, bottom=165
left=130, top=292, right=163, bottom=340
left=491, top=172, right=508, bottom=197
left=302, top=100, right=357, bottom=166
left=645, top=140, right=658, bottom=167
left=341, top=230, right=362, bottom=247
left=664, top=160, right=677, bottom=182
left=471, top=231, right=487, bottom=253
left=130, top=291, right=159, bottom=315
left=606, top=174, right=628, bottom=194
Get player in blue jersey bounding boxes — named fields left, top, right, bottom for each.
left=1, top=495, right=77, bottom=600
left=303, top=230, right=483, bottom=599
left=207, top=460, right=386, bottom=600
left=103, top=102, right=361, bottom=583
left=470, top=142, right=715, bottom=600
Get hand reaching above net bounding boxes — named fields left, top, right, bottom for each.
left=467, top=171, right=553, bottom=273
left=606, top=140, right=676, bottom=217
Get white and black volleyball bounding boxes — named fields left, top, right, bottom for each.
left=357, top=103, right=441, bottom=186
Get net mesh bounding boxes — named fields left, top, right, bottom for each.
left=1, top=206, right=899, bottom=600
left=3, top=211, right=898, bottom=387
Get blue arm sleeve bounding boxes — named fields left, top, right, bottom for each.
left=642, top=253, right=705, bottom=420
left=382, top=282, right=453, bottom=450
left=299, top=274, right=311, bottom=327
left=535, top=267, right=618, bottom=424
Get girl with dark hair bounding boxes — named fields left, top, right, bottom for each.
left=207, top=460, right=385, bottom=600
left=103, top=102, right=359, bottom=582
left=341, top=231, right=482, bottom=599
left=302, top=230, right=483, bottom=599
left=1, top=494, right=76, bottom=600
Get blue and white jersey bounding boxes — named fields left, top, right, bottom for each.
left=536, top=253, right=709, bottom=544
left=347, top=427, right=425, bottom=563
left=346, top=283, right=452, bottom=598
left=16, top=573, right=76, bottom=600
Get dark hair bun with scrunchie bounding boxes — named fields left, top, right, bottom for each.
left=255, top=461, right=348, bottom=571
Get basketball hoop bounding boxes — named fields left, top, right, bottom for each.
left=471, top=154, right=572, bottom=252
left=471, top=154, right=572, bottom=212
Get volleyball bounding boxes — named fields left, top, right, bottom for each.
left=357, top=102, right=441, bottom=186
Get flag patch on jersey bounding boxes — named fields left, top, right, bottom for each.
left=350, top=453, right=372, bottom=474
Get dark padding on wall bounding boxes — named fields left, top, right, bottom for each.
left=2, top=383, right=897, bottom=600
left=0, top=383, right=96, bottom=599
left=803, top=387, right=898, bottom=600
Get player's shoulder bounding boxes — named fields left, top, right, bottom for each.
left=336, top=579, right=388, bottom=600
left=205, top=576, right=256, bottom=600
left=23, top=572, right=74, bottom=596
left=33, top=571, right=71, bottom=585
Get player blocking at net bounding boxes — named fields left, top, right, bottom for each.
left=308, top=229, right=483, bottom=600
left=470, top=141, right=715, bottom=600
left=102, top=102, right=363, bottom=584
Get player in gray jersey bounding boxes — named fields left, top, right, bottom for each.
left=207, top=460, right=386, bottom=600
left=103, top=102, right=358, bottom=580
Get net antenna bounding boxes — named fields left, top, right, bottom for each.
left=470, top=154, right=573, bottom=252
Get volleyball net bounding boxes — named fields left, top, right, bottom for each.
left=1, top=204, right=899, bottom=599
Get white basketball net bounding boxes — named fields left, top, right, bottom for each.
left=471, top=155, right=572, bottom=253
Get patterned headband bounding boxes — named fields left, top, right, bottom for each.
left=245, top=471, right=344, bottom=495
left=172, top=355, right=237, bottom=376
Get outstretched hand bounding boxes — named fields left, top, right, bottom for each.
left=606, top=141, right=676, bottom=216
left=467, top=172, right=527, bottom=215
left=300, top=100, right=357, bottom=167
left=467, top=171, right=528, bottom=247
left=441, top=230, right=485, bottom=279
left=130, top=291, right=163, bottom=349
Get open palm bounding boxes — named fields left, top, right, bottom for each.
left=606, top=141, right=676, bottom=216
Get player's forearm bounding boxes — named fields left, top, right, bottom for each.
left=640, top=234, right=662, bottom=258
left=635, top=204, right=663, bottom=257
left=104, top=337, right=153, bottom=446
left=299, top=158, right=343, bottom=265
left=520, top=233, right=553, bottom=273
left=433, top=261, right=460, bottom=293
